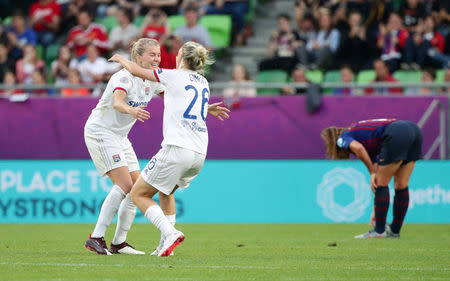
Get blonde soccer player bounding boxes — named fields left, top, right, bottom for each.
left=109, top=41, right=230, bottom=256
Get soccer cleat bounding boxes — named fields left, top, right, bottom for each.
left=158, top=231, right=184, bottom=257
left=110, top=242, right=145, bottom=255
left=151, top=241, right=174, bottom=256
left=354, top=229, right=387, bottom=239
left=84, top=234, right=112, bottom=255
left=385, top=224, right=400, bottom=238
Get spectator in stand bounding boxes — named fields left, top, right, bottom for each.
left=179, top=0, right=210, bottom=16
left=336, top=10, right=370, bottom=72
left=141, top=0, right=179, bottom=16
left=174, top=5, right=212, bottom=49
left=61, top=68, right=90, bottom=97
left=223, top=63, right=256, bottom=99
left=0, top=71, right=23, bottom=97
left=0, top=43, right=14, bottom=81
left=377, top=12, right=409, bottom=73
left=364, top=0, right=394, bottom=41
left=66, top=5, right=109, bottom=59
left=259, top=14, right=300, bottom=73
left=139, top=8, right=170, bottom=42
left=58, top=0, right=91, bottom=40
left=282, top=65, right=310, bottom=95
left=51, top=45, right=77, bottom=85
left=302, top=9, right=340, bottom=70
left=160, top=34, right=183, bottom=69
left=404, top=15, right=444, bottom=69
left=7, top=10, right=37, bottom=60
left=109, top=7, right=139, bottom=58
left=366, top=59, right=403, bottom=95
left=295, top=0, right=325, bottom=24
left=439, top=68, right=450, bottom=94
left=432, top=0, right=450, bottom=37
left=399, top=0, right=427, bottom=33
left=205, top=0, right=249, bottom=45
left=29, top=0, right=61, bottom=47
left=409, top=68, right=437, bottom=96
left=15, top=44, right=45, bottom=85
left=30, top=69, right=49, bottom=96
left=333, top=65, right=357, bottom=96
left=77, top=43, right=111, bottom=84
left=296, top=14, right=315, bottom=52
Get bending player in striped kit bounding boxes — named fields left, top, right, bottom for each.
left=321, top=119, right=422, bottom=238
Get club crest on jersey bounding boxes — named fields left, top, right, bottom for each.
left=157, top=69, right=163, bottom=74
left=112, top=154, right=121, bottom=162
left=145, top=87, right=150, bottom=95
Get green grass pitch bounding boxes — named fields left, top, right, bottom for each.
left=0, top=224, right=449, bottom=281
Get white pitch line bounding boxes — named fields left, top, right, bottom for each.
left=0, top=262, right=281, bottom=270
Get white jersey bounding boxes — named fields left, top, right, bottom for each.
left=153, top=68, right=209, bottom=155
left=85, top=68, right=165, bottom=136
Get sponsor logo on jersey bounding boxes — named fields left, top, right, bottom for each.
left=128, top=101, right=149, bottom=107
left=145, top=87, right=150, bottom=95
left=112, top=154, right=121, bottom=163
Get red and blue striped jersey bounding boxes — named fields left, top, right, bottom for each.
left=337, top=118, right=396, bottom=161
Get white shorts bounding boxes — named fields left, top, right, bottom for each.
left=84, top=128, right=140, bottom=176
left=141, top=145, right=206, bottom=195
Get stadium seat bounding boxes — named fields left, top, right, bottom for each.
left=324, top=71, right=341, bottom=83
left=96, top=16, right=119, bottom=33
left=357, top=70, right=376, bottom=84
left=36, top=44, right=44, bottom=60
left=393, top=70, right=422, bottom=83
left=255, top=70, right=288, bottom=95
left=436, top=69, right=445, bottom=82
left=245, top=0, right=256, bottom=23
left=45, top=43, right=61, bottom=65
left=133, top=16, right=145, bottom=27
left=306, top=70, right=323, bottom=83
left=168, top=15, right=186, bottom=31
left=199, top=15, right=232, bottom=48
left=2, top=16, right=11, bottom=26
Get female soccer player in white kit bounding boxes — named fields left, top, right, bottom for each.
left=83, top=38, right=163, bottom=255
left=109, top=41, right=227, bottom=256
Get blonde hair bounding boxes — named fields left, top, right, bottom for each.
left=321, top=126, right=350, bottom=159
left=181, top=41, right=214, bottom=74
left=131, top=38, right=159, bottom=63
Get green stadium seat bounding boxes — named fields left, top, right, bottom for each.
left=324, top=70, right=341, bottom=83
left=2, top=16, right=11, bottom=26
left=305, top=70, right=323, bottom=83
left=255, top=70, right=288, bottom=95
left=245, top=0, right=256, bottom=23
left=133, top=16, right=145, bottom=27
left=393, top=70, right=422, bottom=83
left=45, top=43, right=61, bottom=65
left=168, top=15, right=186, bottom=31
left=436, top=69, right=445, bottom=82
left=96, top=16, right=119, bottom=33
left=357, top=70, right=376, bottom=84
left=199, top=15, right=232, bottom=48
left=36, top=44, right=44, bottom=60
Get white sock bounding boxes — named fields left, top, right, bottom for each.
left=112, top=194, right=136, bottom=245
left=159, top=214, right=176, bottom=246
left=92, top=185, right=126, bottom=238
left=144, top=205, right=176, bottom=238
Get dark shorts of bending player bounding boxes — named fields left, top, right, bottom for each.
left=378, top=120, right=423, bottom=166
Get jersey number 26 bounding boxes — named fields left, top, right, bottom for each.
left=183, top=85, right=209, bottom=121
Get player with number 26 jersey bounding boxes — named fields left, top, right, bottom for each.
left=153, top=68, right=209, bottom=155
